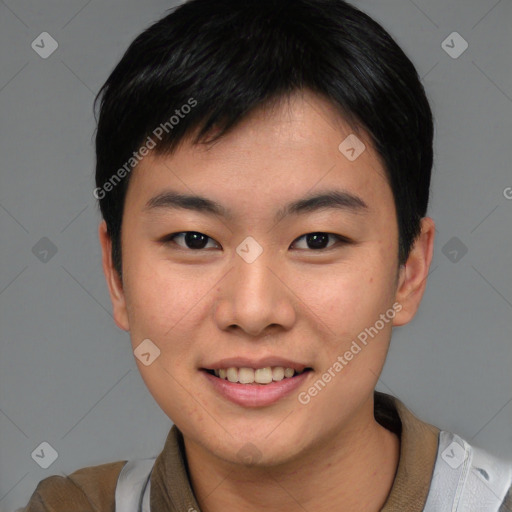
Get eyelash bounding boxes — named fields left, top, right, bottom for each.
left=160, top=231, right=352, bottom=251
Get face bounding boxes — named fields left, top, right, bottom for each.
left=100, top=91, right=433, bottom=467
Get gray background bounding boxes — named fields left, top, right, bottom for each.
left=0, top=0, right=511, bottom=510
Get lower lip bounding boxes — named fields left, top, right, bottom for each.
left=202, top=370, right=312, bottom=408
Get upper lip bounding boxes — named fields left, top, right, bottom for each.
left=202, top=357, right=312, bottom=372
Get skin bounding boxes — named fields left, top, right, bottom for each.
left=99, top=90, right=435, bottom=511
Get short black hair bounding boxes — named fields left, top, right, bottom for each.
left=94, top=0, right=434, bottom=276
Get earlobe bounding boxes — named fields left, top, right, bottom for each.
left=98, top=221, right=130, bottom=331
left=392, top=217, right=435, bottom=327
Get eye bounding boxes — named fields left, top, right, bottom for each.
left=162, top=231, right=221, bottom=250
left=290, top=232, right=350, bottom=250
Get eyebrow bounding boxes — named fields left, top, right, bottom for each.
left=143, top=189, right=369, bottom=221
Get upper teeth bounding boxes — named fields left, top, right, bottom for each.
left=214, top=367, right=302, bottom=384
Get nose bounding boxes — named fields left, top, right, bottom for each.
left=213, top=249, right=296, bottom=337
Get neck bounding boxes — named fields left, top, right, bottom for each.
left=183, top=395, right=400, bottom=512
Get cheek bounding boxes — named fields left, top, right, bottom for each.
left=122, top=255, right=199, bottom=346
left=122, top=255, right=227, bottom=373
left=295, top=255, right=394, bottom=336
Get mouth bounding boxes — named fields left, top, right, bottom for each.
left=201, top=366, right=314, bottom=385
left=201, top=365, right=314, bottom=407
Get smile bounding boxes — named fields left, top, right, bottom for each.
left=204, top=366, right=312, bottom=384
left=201, top=367, right=313, bottom=407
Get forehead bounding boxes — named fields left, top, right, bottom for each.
left=127, top=91, right=393, bottom=219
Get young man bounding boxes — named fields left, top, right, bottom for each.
left=22, top=0, right=512, bottom=511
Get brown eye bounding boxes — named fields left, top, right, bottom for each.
left=165, top=231, right=220, bottom=250
left=290, top=232, right=349, bottom=250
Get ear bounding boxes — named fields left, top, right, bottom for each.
left=392, top=217, right=435, bottom=326
left=98, top=220, right=130, bottom=331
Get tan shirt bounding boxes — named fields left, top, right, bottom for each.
left=22, top=392, right=440, bottom=511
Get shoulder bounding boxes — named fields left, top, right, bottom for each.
left=424, top=431, right=512, bottom=512
left=21, top=460, right=127, bottom=512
